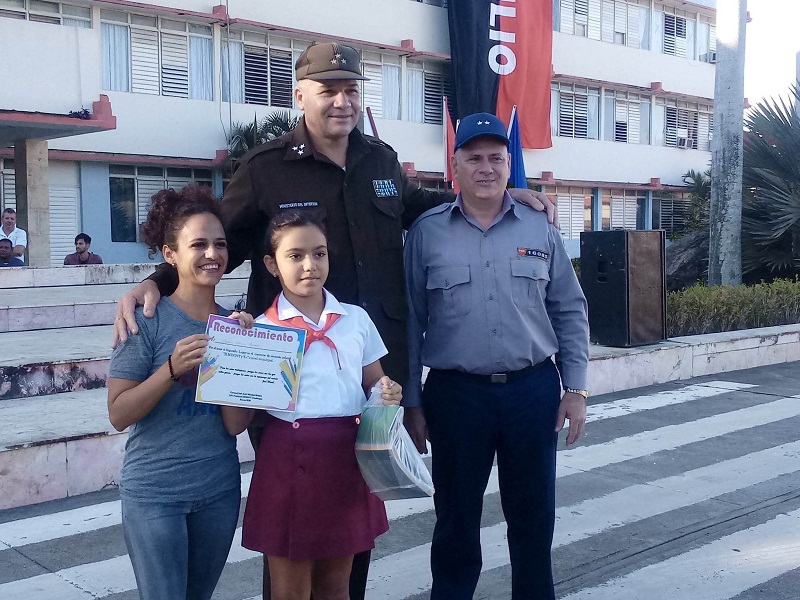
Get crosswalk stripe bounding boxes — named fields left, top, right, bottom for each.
left=0, top=472, right=254, bottom=549
left=0, top=574, right=94, bottom=600
left=587, top=381, right=755, bottom=422
left=364, top=439, right=800, bottom=598
left=0, top=380, right=753, bottom=548
left=560, top=394, right=800, bottom=474
left=0, top=379, right=789, bottom=600
left=560, top=508, right=800, bottom=599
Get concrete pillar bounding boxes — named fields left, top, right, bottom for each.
left=14, top=139, right=50, bottom=267
left=591, top=187, right=602, bottom=231
left=643, top=190, right=654, bottom=230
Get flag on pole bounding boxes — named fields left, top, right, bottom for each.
left=444, top=97, right=459, bottom=194
left=507, top=105, right=527, bottom=189
left=447, top=0, right=552, bottom=149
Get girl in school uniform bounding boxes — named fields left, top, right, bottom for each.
left=107, top=185, right=253, bottom=600
left=220, top=211, right=401, bottom=600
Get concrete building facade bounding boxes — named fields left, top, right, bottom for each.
left=0, top=0, right=716, bottom=263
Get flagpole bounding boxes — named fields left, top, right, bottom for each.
left=508, top=104, right=518, bottom=137
left=442, top=96, right=448, bottom=187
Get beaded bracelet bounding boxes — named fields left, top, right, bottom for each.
left=167, top=355, right=179, bottom=382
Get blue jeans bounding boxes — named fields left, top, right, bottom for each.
left=121, top=486, right=240, bottom=600
left=423, top=362, right=561, bottom=600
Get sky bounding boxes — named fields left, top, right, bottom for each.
left=743, top=0, right=800, bottom=105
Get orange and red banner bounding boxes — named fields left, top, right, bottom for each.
left=447, top=0, right=553, bottom=149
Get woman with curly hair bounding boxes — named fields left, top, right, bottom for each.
left=107, top=184, right=252, bottom=600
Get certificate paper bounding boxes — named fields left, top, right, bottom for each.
left=195, top=315, right=306, bottom=411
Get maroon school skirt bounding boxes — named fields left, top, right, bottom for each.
left=242, top=414, right=389, bottom=561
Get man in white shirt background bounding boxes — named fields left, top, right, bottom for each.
left=2, top=208, right=27, bottom=261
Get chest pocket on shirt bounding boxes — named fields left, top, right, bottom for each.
left=370, top=191, right=404, bottom=251
left=427, top=266, right=471, bottom=318
left=510, top=259, right=550, bottom=308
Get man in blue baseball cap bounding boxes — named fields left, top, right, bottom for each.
left=404, top=112, right=590, bottom=599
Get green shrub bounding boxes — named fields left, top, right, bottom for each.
left=571, top=257, right=581, bottom=282
left=667, top=278, right=800, bottom=337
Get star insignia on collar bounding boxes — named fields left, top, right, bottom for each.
left=341, top=58, right=347, bottom=64
left=295, top=144, right=305, bottom=155
left=331, top=58, right=338, bottom=65
left=334, top=53, right=342, bottom=59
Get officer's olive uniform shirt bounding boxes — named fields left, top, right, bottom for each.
left=150, top=118, right=445, bottom=383
left=404, top=193, right=589, bottom=407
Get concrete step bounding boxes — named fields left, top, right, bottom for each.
left=0, top=325, right=111, bottom=400
left=0, top=388, right=254, bottom=510
left=0, top=261, right=251, bottom=289
left=0, top=279, right=248, bottom=332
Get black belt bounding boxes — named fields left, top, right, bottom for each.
left=435, top=359, right=550, bottom=384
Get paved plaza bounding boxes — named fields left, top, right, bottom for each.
left=2, top=361, right=799, bottom=599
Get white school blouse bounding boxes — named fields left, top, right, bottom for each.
left=255, top=290, right=387, bottom=422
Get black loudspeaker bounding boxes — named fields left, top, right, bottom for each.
left=579, top=230, right=666, bottom=347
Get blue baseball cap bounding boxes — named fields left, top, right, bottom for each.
left=454, top=112, right=509, bottom=150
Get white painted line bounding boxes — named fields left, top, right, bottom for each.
left=561, top=508, right=800, bottom=600
left=588, top=381, right=755, bottom=422
left=0, top=381, right=771, bottom=599
left=0, top=471, right=253, bottom=549
left=561, top=394, right=800, bottom=475
left=0, top=381, right=769, bottom=548
left=59, top=556, right=134, bottom=597
left=365, top=439, right=800, bottom=598
left=0, top=573, right=94, bottom=600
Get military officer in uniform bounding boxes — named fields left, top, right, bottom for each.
left=404, top=113, right=590, bottom=600
left=114, top=43, right=556, bottom=600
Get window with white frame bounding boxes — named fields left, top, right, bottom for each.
left=604, top=91, right=650, bottom=144
left=108, top=165, right=213, bottom=243
left=602, top=188, right=645, bottom=230
left=555, top=0, right=649, bottom=49
left=0, top=0, right=91, bottom=26
left=407, top=60, right=445, bottom=125
left=652, top=192, right=691, bottom=238
left=545, top=186, right=592, bottom=240
left=0, top=159, right=15, bottom=212
left=221, top=32, right=307, bottom=108
left=656, top=98, right=713, bottom=151
left=551, top=83, right=599, bottom=139
left=100, top=10, right=213, bottom=100
left=697, top=16, right=717, bottom=63
left=362, top=51, right=401, bottom=121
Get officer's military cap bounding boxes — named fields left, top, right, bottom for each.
left=295, top=42, right=368, bottom=81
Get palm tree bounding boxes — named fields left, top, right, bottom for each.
left=227, top=110, right=300, bottom=161
left=682, top=168, right=711, bottom=232
left=262, top=110, right=300, bottom=141
left=741, top=85, right=800, bottom=280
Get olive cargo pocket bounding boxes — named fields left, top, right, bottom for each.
left=370, top=195, right=404, bottom=251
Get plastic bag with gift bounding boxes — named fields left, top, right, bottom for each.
left=355, top=385, right=434, bottom=501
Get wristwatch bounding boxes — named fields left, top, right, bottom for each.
left=564, top=388, right=589, bottom=399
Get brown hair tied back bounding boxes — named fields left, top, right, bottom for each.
left=265, top=211, right=328, bottom=256
left=140, top=184, right=222, bottom=259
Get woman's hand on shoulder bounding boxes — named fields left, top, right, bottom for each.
left=230, top=311, right=254, bottom=328
left=378, top=375, right=402, bottom=406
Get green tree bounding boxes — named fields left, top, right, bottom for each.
left=741, top=85, right=800, bottom=280
left=227, top=110, right=300, bottom=161
left=682, top=168, right=711, bottom=231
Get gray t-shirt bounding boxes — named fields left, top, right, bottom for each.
left=109, top=297, right=240, bottom=502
